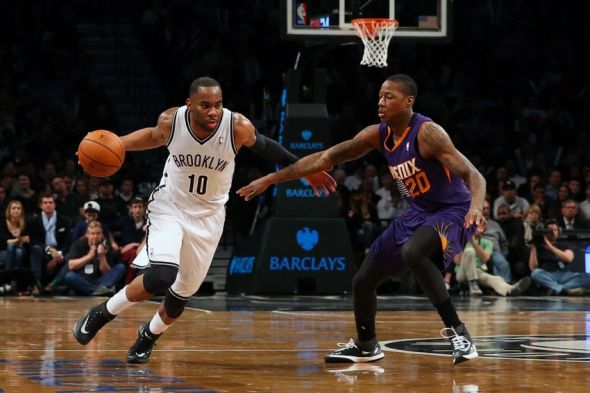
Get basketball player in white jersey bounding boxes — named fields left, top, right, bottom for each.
left=72, top=77, right=336, bottom=363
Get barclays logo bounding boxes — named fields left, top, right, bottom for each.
left=301, top=129, right=313, bottom=141
left=297, top=227, right=318, bottom=251
left=289, top=129, right=324, bottom=151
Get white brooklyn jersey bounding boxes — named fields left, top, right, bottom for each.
left=158, top=106, right=237, bottom=217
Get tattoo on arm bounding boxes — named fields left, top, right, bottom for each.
left=326, top=139, right=372, bottom=165
left=421, top=122, right=486, bottom=205
left=422, top=123, right=470, bottom=178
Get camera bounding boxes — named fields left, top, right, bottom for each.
left=530, top=223, right=551, bottom=245
left=100, top=239, right=110, bottom=251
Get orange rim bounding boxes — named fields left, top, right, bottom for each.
left=351, top=18, right=398, bottom=37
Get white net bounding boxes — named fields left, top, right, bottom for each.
left=352, top=19, right=398, bottom=68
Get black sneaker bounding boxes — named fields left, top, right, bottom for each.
left=127, top=322, right=162, bottom=364
left=72, top=302, right=115, bottom=345
left=440, top=324, right=478, bottom=365
left=324, top=339, right=384, bottom=363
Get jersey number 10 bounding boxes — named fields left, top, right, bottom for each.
left=188, top=174, right=208, bottom=195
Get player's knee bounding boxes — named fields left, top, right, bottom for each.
left=164, top=289, right=188, bottom=319
left=142, top=264, right=178, bottom=294
left=401, top=241, right=421, bottom=267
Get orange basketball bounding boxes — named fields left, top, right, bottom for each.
left=77, top=130, right=125, bottom=177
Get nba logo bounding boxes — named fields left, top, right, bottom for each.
left=296, top=2, right=307, bottom=25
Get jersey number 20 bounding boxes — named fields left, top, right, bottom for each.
left=188, top=174, right=208, bottom=195
left=404, top=172, right=430, bottom=198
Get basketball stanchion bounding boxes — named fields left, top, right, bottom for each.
left=352, top=18, right=398, bottom=67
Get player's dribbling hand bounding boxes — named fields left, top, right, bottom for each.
left=303, top=171, right=337, bottom=197
left=464, top=207, right=486, bottom=231
left=236, top=175, right=274, bottom=201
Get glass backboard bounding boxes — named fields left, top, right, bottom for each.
left=280, top=0, right=451, bottom=42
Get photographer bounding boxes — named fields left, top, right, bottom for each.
left=64, top=220, right=126, bottom=296
left=529, top=219, right=590, bottom=295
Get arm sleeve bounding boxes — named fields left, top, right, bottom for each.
left=248, top=130, right=299, bottom=167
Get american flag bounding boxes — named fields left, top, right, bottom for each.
left=418, top=15, right=439, bottom=29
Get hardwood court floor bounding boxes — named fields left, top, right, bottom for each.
left=1, top=294, right=590, bottom=392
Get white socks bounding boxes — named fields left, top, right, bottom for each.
left=149, top=312, right=170, bottom=335
left=106, top=286, right=136, bottom=315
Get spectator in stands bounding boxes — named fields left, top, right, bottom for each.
left=362, top=163, right=380, bottom=192
left=523, top=203, right=543, bottom=243
left=567, top=179, right=583, bottom=202
left=64, top=220, right=126, bottom=296
left=0, top=200, right=30, bottom=271
left=557, top=199, right=586, bottom=230
left=376, top=179, right=408, bottom=227
left=358, top=174, right=380, bottom=206
left=14, top=174, right=38, bottom=219
left=481, top=200, right=512, bottom=283
left=343, top=162, right=363, bottom=192
left=51, top=175, right=81, bottom=222
left=496, top=203, right=528, bottom=280
left=518, top=170, right=543, bottom=203
left=38, top=162, right=57, bottom=193
left=29, top=193, right=71, bottom=295
left=454, top=223, right=531, bottom=296
left=0, top=185, right=8, bottom=220
left=95, top=178, right=127, bottom=226
left=579, top=183, right=590, bottom=223
left=345, top=187, right=381, bottom=260
left=530, top=183, right=549, bottom=218
left=0, top=174, right=15, bottom=198
left=73, top=176, right=90, bottom=197
left=70, top=201, right=118, bottom=249
left=116, top=178, right=136, bottom=204
left=493, top=180, right=529, bottom=220
left=546, top=184, right=571, bottom=220
left=529, top=219, right=590, bottom=295
left=331, top=168, right=351, bottom=217
left=110, top=197, right=147, bottom=284
left=0, top=200, right=32, bottom=294
left=375, top=170, right=393, bottom=201
left=544, top=169, right=562, bottom=202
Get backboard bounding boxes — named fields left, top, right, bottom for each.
left=280, top=0, right=451, bottom=42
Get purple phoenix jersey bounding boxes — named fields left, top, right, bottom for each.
left=370, top=113, right=474, bottom=271
left=380, top=113, right=471, bottom=210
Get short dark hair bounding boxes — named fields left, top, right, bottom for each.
left=385, top=74, right=418, bottom=97
left=38, top=192, right=55, bottom=203
left=544, top=218, right=558, bottom=226
left=189, top=77, right=221, bottom=96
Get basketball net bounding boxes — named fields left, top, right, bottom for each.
left=352, top=19, right=398, bottom=68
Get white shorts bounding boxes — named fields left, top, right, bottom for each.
left=131, top=188, right=225, bottom=298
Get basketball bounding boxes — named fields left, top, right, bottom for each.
left=77, top=130, right=125, bottom=177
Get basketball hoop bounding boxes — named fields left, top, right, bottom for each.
left=352, top=18, right=398, bottom=68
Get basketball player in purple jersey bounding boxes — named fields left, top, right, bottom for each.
left=238, top=74, right=487, bottom=364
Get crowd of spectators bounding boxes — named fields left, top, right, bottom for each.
left=1, top=1, right=590, bottom=296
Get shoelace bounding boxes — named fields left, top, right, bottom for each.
left=85, top=307, right=104, bottom=331
left=440, top=327, right=471, bottom=351
left=336, top=339, right=357, bottom=349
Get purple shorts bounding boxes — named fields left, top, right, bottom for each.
left=370, top=203, right=475, bottom=275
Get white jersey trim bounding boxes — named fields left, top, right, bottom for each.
left=184, top=108, right=224, bottom=144
left=229, top=112, right=238, bottom=155
left=165, top=108, right=179, bottom=148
